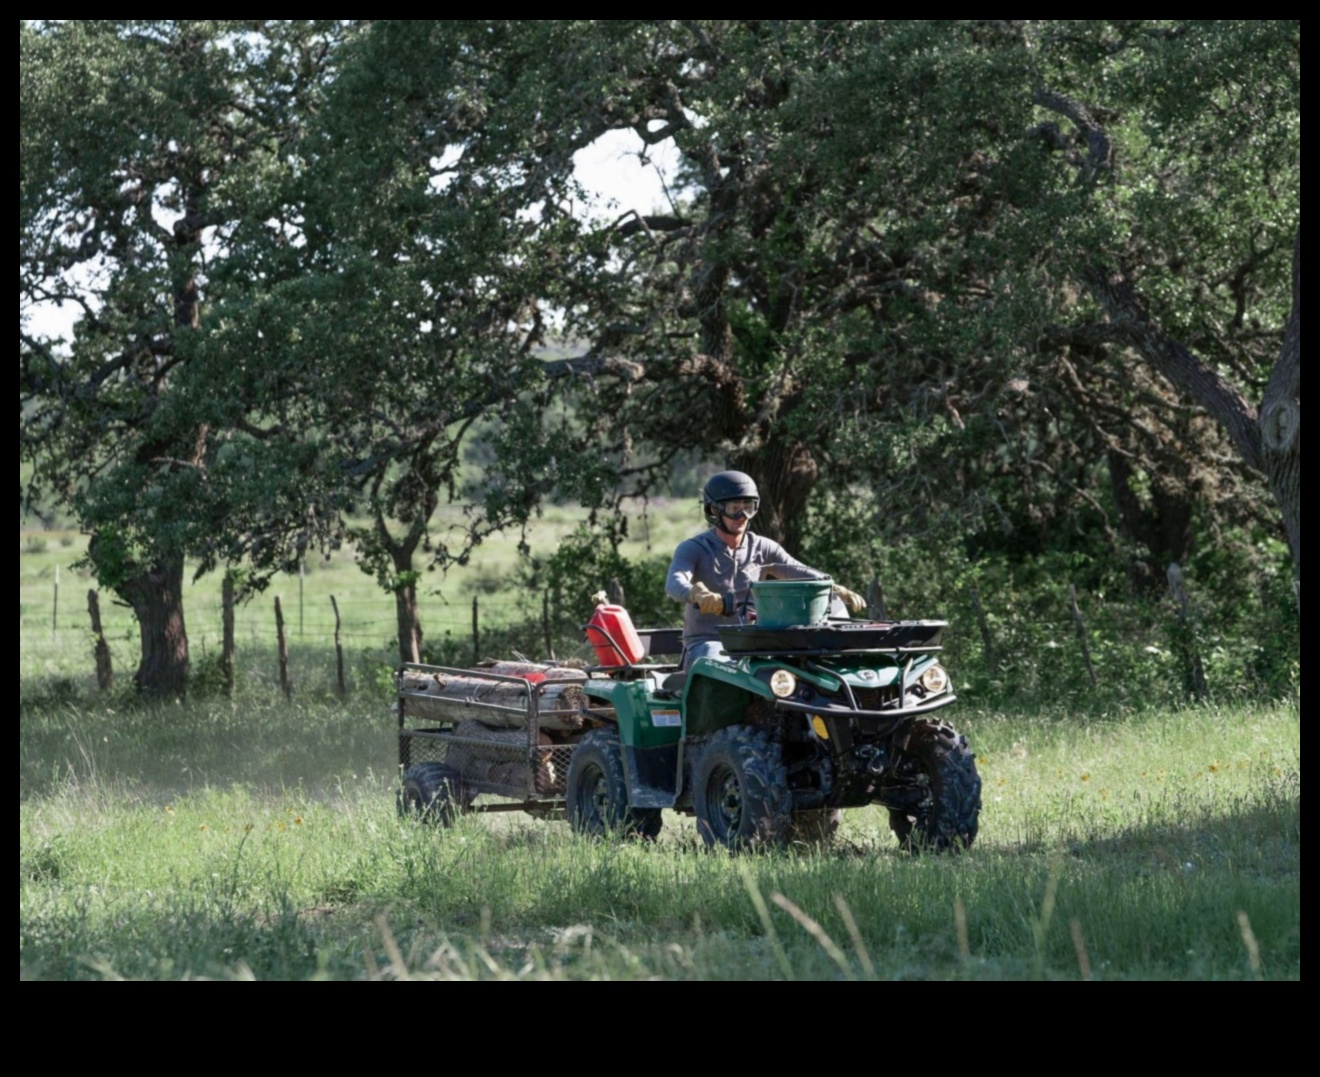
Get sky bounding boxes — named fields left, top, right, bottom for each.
left=573, top=128, right=682, bottom=218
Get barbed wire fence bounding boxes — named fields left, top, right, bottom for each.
left=19, top=580, right=645, bottom=694
left=21, top=558, right=1240, bottom=708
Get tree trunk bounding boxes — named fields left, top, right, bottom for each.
left=221, top=571, right=236, bottom=698
left=732, top=429, right=818, bottom=553
left=368, top=495, right=430, bottom=666
left=117, top=557, right=189, bottom=696
left=87, top=589, right=113, bottom=691
left=1107, top=450, right=1194, bottom=596
left=1260, top=230, right=1301, bottom=597
left=389, top=532, right=424, bottom=664
left=394, top=574, right=422, bottom=665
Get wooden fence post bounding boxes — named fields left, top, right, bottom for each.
left=1068, top=583, right=1098, bottom=691
left=609, top=577, right=625, bottom=607
left=275, top=596, right=292, bottom=700
left=221, top=572, right=236, bottom=698
left=87, top=589, right=113, bottom=691
left=53, top=564, right=60, bottom=635
left=542, top=591, right=555, bottom=661
left=330, top=594, right=347, bottom=696
left=1166, top=563, right=1207, bottom=702
left=471, top=594, right=480, bottom=667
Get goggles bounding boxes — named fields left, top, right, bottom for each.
left=715, top=498, right=759, bottom=520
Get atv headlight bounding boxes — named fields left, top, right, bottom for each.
left=769, top=669, right=798, bottom=698
left=919, top=664, right=949, bottom=694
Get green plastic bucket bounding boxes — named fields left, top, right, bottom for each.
left=751, top=578, right=833, bottom=628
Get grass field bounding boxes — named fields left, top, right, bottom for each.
left=19, top=514, right=1301, bottom=980
left=19, top=681, right=1299, bottom=980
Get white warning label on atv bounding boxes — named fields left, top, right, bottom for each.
left=650, top=709, right=681, bottom=727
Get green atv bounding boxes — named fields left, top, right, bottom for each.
left=394, top=580, right=980, bottom=852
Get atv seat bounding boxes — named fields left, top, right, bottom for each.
left=653, top=671, right=687, bottom=699
left=637, top=628, right=682, bottom=659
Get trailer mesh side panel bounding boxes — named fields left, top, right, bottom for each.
left=400, top=728, right=571, bottom=797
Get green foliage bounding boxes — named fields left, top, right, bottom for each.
left=528, top=523, right=677, bottom=631
left=21, top=20, right=1300, bottom=696
left=389, top=570, right=422, bottom=596
left=75, top=526, right=133, bottom=592
left=800, top=486, right=1298, bottom=714
left=188, top=647, right=233, bottom=698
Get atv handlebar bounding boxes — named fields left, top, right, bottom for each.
left=692, top=592, right=737, bottom=617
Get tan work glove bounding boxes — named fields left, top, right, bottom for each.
left=832, top=583, right=867, bottom=614
left=689, top=581, right=727, bottom=616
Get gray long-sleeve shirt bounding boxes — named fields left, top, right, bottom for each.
left=665, top=529, right=828, bottom=648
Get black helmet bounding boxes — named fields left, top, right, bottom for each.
left=702, top=470, right=760, bottom=525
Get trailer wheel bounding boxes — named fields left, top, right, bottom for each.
left=694, top=725, right=792, bottom=850
left=565, top=729, right=662, bottom=840
left=882, top=720, right=980, bottom=852
left=397, top=763, right=468, bottom=825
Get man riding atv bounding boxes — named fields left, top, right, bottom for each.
left=666, top=470, right=867, bottom=668
left=396, top=468, right=980, bottom=853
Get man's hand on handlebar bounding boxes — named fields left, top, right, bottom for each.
left=832, top=583, right=867, bottom=614
left=689, top=582, right=728, bottom=615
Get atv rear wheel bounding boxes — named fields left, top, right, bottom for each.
left=398, top=763, right=468, bottom=825
left=881, top=720, right=980, bottom=852
left=565, top=729, right=662, bottom=840
left=693, top=725, right=792, bottom=850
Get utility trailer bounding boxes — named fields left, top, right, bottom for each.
left=395, top=584, right=980, bottom=851
left=394, top=630, right=682, bottom=821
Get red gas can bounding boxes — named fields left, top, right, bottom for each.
left=586, top=604, right=645, bottom=667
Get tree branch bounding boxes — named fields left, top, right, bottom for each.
left=1031, top=87, right=1114, bottom=184
left=1081, top=262, right=1264, bottom=472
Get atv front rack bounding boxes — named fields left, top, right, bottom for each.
left=717, top=619, right=946, bottom=656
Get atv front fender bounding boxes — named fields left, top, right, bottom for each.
left=681, top=657, right=772, bottom=737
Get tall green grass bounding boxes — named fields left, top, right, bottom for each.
left=20, top=687, right=1299, bottom=980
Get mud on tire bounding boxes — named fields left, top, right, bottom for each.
left=693, top=724, right=792, bottom=850
left=881, top=720, right=981, bottom=853
left=565, top=728, right=662, bottom=840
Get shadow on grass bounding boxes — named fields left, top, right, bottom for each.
left=19, top=682, right=399, bottom=803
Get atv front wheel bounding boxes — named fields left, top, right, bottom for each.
left=398, top=763, right=468, bottom=825
left=693, top=725, right=792, bottom=850
left=565, top=729, right=662, bottom=840
left=881, top=720, right=981, bottom=852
